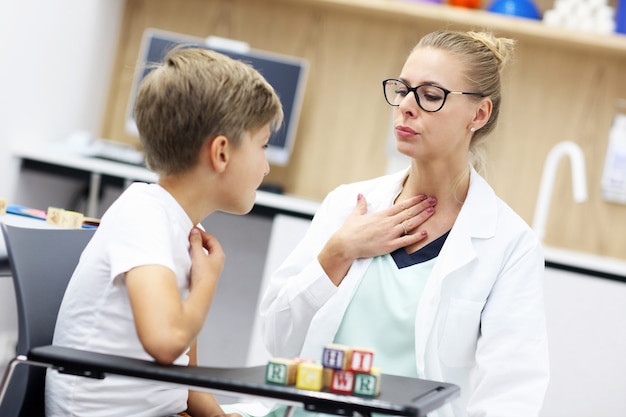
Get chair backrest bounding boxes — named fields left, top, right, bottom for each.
left=0, top=223, right=95, bottom=417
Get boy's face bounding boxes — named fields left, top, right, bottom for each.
left=222, top=123, right=271, bottom=214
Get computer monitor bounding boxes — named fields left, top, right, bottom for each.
left=125, top=28, right=308, bottom=166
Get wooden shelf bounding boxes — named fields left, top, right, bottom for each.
left=278, top=0, right=626, bottom=56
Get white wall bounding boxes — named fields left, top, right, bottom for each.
left=0, top=0, right=125, bottom=354
left=0, top=0, right=125, bottom=202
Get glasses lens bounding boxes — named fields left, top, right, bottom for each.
left=416, top=85, right=445, bottom=112
left=384, top=80, right=408, bottom=106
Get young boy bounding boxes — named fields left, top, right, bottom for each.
left=45, top=47, right=283, bottom=416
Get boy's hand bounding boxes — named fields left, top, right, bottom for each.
left=188, top=227, right=225, bottom=289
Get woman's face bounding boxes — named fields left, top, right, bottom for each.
left=392, top=47, right=481, bottom=164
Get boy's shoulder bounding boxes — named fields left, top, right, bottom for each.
left=102, top=183, right=180, bottom=225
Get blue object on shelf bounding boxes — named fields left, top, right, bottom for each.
left=487, top=0, right=541, bottom=19
left=617, top=0, right=626, bottom=33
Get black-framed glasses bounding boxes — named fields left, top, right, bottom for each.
left=382, top=79, right=485, bottom=112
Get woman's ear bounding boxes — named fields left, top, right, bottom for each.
left=204, top=135, right=229, bottom=173
left=473, top=98, right=493, bottom=129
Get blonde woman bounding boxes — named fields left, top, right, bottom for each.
left=261, top=30, right=549, bottom=417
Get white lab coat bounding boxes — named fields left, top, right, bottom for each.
left=260, top=167, right=549, bottom=417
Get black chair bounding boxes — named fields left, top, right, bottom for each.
left=0, top=223, right=96, bottom=416
left=0, top=223, right=459, bottom=417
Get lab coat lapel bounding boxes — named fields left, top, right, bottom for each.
left=414, top=169, right=498, bottom=375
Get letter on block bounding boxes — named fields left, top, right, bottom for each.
left=329, top=370, right=355, bottom=394
left=322, top=344, right=351, bottom=370
left=266, top=358, right=297, bottom=385
left=296, top=362, right=323, bottom=391
left=353, top=367, right=381, bottom=397
left=348, top=348, right=374, bottom=373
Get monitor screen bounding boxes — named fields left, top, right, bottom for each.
left=126, top=28, right=308, bottom=166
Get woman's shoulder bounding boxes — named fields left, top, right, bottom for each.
left=469, top=171, right=538, bottom=240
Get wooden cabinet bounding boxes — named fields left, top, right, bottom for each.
left=102, top=0, right=626, bottom=259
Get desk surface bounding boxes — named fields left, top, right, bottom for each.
left=31, top=345, right=459, bottom=417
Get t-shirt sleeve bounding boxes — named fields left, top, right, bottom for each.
left=106, top=199, right=177, bottom=283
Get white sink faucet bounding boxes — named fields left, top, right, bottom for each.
left=532, top=141, right=588, bottom=242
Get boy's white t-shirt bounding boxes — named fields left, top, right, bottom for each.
left=45, top=183, right=196, bottom=417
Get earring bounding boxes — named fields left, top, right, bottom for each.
left=470, top=127, right=476, bottom=133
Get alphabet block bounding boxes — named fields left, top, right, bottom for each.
left=322, top=344, right=351, bottom=370
left=352, top=367, right=381, bottom=397
left=46, top=207, right=84, bottom=229
left=295, top=362, right=323, bottom=391
left=265, top=345, right=380, bottom=397
left=265, top=358, right=298, bottom=385
left=348, top=348, right=374, bottom=373
left=328, top=369, right=355, bottom=394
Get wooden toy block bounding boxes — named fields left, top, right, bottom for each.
left=352, top=367, right=381, bottom=397
left=322, top=343, right=351, bottom=370
left=46, top=207, right=85, bottom=229
left=46, top=207, right=65, bottom=226
left=266, top=358, right=298, bottom=385
left=322, top=367, right=333, bottom=389
left=0, top=198, right=6, bottom=215
left=348, top=347, right=374, bottom=373
left=265, top=358, right=298, bottom=385
left=295, top=362, right=323, bottom=391
left=62, top=210, right=85, bottom=229
left=328, top=370, right=355, bottom=394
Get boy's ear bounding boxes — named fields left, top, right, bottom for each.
left=204, top=135, right=229, bottom=173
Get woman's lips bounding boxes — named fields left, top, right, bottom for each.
left=395, top=125, right=417, bottom=138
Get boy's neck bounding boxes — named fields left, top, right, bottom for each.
left=158, top=172, right=215, bottom=226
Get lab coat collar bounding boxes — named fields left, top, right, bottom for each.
left=431, top=167, right=498, bottom=277
left=458, top=167, right=498, bottom=239
left=366, top=166, right=498, bottom=240
left=414, top=167, right=499, bottom=376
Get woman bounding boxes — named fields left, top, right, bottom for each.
left=260, top=30, right=549, bottom=417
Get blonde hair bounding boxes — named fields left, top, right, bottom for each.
left=134, top=47, right=283, bottom=175
left=415, top=30, right=515, bottom=174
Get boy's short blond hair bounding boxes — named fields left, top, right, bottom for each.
left=134, top=46, right=284, bottom=175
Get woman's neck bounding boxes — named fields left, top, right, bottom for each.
left=399, top=161, right=470, bottom=206
left=396, top=161, right=470, bottom=252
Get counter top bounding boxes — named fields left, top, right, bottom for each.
left=544, top=246, right=626, bottom=283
